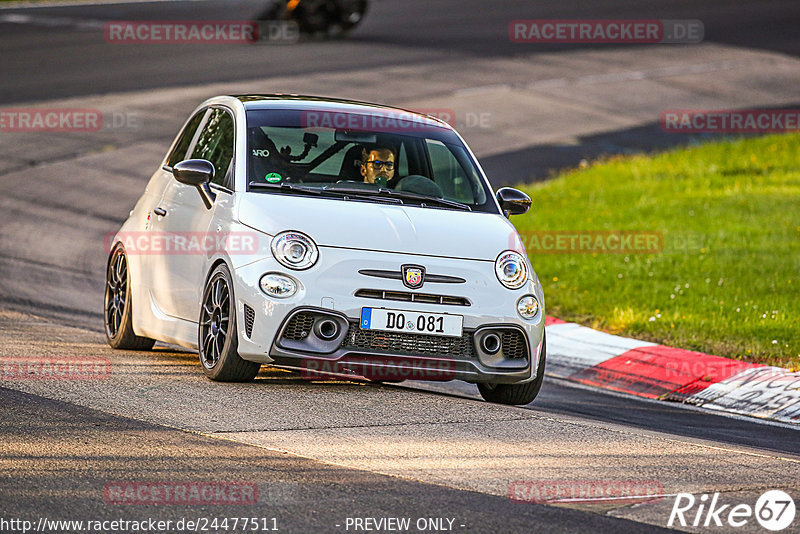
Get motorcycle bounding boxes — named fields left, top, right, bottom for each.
left=256, top=0, right=369, bottom=38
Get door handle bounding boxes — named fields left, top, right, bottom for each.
left=154, top=207, right=167, bottom=217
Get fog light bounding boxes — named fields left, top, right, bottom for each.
left=517, top=295, right=539, bottom=319
left=260, top=273, right=297, bottom=298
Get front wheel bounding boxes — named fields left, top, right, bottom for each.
left=478, top=333, right=546, bottom=405
left=199, top=264, right=261, bottom=382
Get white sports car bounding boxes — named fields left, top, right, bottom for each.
left=105, top=95, right=546, bottom=405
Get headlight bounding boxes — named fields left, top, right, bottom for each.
left=260, top=273, right=297, bottom=298
left=517, top=295, right=540, bottom=319
left=271, top=231, right=318, bottom=270
left=495, top=250, right=529, bottom=289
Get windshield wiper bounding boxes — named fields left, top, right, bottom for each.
left=250, top=182, right=470, bottom=210
left=248, top=181, right=322, bottom=195
left=250, top=182, right=401, bottom=205
left=321, top=185, right=403, bottom=204
left=324, top=186, right=471, bottom=211
left=370, top=188, right=472, bottom=211
left=318, top=186, right=403, bottom=204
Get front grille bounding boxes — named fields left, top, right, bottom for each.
left=355, top=289, right=470, bottom=307
left=501, top=330, right=527, bottom=359
left=283, top=312, right=315, bottom=340
left=243, top=304, right=255, bottom=338
left=341, top=321, right=475, bottom=360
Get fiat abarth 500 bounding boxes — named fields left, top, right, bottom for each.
left=104, top=94, right=546, bottom=405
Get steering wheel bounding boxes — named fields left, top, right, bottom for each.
left=335, top=180, right=381, bottom=189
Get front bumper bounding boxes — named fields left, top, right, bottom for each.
left=266, top=307, right=538, bottom=384
left=232, top=246, right=545, bottom=384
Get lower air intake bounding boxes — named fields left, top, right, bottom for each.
left=243, top=304, right=255, bottom=338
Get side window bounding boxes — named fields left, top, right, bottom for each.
left=167, top=111, right=206, bottom=168
left=191, top=108, right=235, bottom=187
left=425, top=139, right=474, bottom=203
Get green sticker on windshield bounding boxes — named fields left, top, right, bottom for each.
left=265, top=173, right=283, bottom=183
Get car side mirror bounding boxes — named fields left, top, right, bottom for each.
left=496, top=187, right=531, bottom=217
left=173, top=159, right=216, bottom=209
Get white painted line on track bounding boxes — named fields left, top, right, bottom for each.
left=0, top=12, right=104, bottom=28
left=453, top=84, right=512, bottom=97
left=0, top=0, right=205, bottom=10
left=526, top=60, right=743, bottom=90
left=539, top=376, right=800, bottom=433
left=402, top=375, right=800, bottom=432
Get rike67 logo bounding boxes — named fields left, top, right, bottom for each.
left=668, top=490, right=795, bottom=531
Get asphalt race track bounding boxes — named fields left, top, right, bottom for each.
left=1, top=1, right=799, bottom=533
left=1, top=0, right=800, bottom=104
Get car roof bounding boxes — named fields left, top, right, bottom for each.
left=231, top=94, right=452, bottom=130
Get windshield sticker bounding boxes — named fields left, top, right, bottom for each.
left=265, top=173, right=283, bottom=183
left=252, top=149, right=270, bottom=157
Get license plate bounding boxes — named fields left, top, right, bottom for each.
left=360, top=308, right=463, bottom=338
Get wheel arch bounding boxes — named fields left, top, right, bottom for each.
left=204, top=257, right=232, bottom=287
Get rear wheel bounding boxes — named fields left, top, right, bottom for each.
left=104, top=245, right=155, bottom=350
left=478, top=333, right=546, bottom=405
left=199, top=264, right=261, bottom=382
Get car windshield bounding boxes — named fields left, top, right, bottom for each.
left=245, top=108, right=496, bottom=213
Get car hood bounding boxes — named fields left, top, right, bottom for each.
left=237, top=193, right=516, bottom=261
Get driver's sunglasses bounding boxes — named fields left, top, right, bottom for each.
left=367, top=160, right=395, bottom=171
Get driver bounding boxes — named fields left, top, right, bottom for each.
left=360, top=146, right=395, bottom=186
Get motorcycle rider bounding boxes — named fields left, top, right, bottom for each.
left=256, top=0, right=368, bottom=37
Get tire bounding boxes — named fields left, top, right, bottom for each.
left=104, top=245, right=156, bottom=350
left=199, top=264, right=260, bottom=382
left=478, top=333, right=546, bottom=406
left=330, top=0, right=368, bottom=33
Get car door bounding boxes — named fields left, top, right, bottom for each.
left=148, top=107, right=236, bottom=322
left=136, top=109, right=206, bottom=297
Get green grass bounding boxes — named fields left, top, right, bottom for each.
left=514, top=133, right=800, bottom=369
